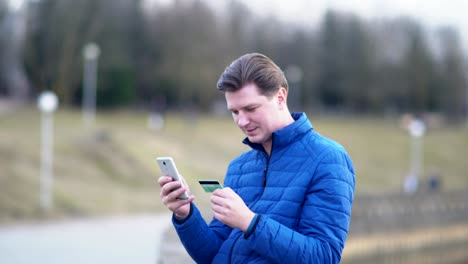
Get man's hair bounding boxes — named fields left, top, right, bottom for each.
left=216, top=53, right=288, bottom=97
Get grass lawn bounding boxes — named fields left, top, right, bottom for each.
left=1, top=107, right=467, bottom=223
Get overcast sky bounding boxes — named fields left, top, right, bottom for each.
left=11, top=0, right=467, bottom=37
left=9, top=0, right=468, bottom=51
left=237, top=0, right=468, bottom=51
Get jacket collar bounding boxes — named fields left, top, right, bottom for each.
left=243, top=112, right=313, bottom=152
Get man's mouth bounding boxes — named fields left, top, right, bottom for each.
left=245, top=127, right=257, bottom=135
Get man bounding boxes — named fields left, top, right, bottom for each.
left=159, top=53, right=355, bottom=263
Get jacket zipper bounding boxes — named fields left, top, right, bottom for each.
left=256, top=147, right=271, bottom=203
left=262, top=154, right=269, bottom=187
left=228, top=140, right=273, bottom=263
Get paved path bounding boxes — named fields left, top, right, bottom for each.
left=0, top=213, right=172, bottom=264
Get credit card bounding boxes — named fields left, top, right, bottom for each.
left=199, top=180, right=223, bottom=193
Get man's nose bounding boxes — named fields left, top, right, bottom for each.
left=237, top=112, right=249, bottom=127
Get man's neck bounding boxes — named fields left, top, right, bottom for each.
left=263, top=112, right=295, bottom=156
left=263, top=142, right=272, bottom=156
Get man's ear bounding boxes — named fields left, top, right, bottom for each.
left=276, top=87, right=288, bottom=109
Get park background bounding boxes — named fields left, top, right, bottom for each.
left=1, top=0, right=467, bottom=263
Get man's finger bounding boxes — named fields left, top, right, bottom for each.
left=158, top=176, right=173, bottom=187
left=212, top=188, right=228, bottom=198
left=167, top=186, right=183, bottom=199
left=210, top=193, right=225, bottom=206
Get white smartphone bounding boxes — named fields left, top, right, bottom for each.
left=156, top=157, right=189, bottom=200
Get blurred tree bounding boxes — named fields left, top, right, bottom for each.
left=289, top=30, right=321, bottom=111
left=23, top=0, right=144, bottom=106
left=372, top=18, right=436, bottom=114
left=146, top=0, right=219, bottom=110
left=318, top=11, right=372, bottom=111
left=277, top=28, right=318, bottom=111
left=0, top=0, right=7, bottom=95
left=251, top=16, right=283, bottom=58
left=0, top=0, right=30, bottom=102
left=317, top=11, right=344, bottom=109
left=401, top=20, right=435, bottom=113
left=0, top=0, right=5, bottom=17
left=14, top=0, right=468, bottom=119
left=437, top=28, right=467, bottom=122
left=97, top=66, right=135, bottom=108
left=340, top=16, right=373, bottom=113
left=221, top=0, right=253, bottom=58
left=93, top=0, right=144, bottom=107
left=370, top=19, right=409, bottom=113
left=24, top=0, right=92, bottom=103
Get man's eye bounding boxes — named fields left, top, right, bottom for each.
left=246, top=107, right=256, bottom=112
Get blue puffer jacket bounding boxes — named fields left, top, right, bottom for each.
left=173, top=112, right=355, bottom=263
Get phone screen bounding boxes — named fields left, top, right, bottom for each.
left=199, top=180, right=223, bottom=193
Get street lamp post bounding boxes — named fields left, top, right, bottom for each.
left=406, top=118, right=426, bottom=193
left=82, top=42, right=101, bottom=129
left=37, top=91, right=58, bottom=210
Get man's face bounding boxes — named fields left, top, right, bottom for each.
left=225, top=83, right=282, bottom=146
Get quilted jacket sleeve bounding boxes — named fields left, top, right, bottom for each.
left=244, top=148, right=355, bottom=263
left=173, top=203, right=233, bottom=263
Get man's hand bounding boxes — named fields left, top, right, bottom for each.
left=211, top=187, right=255, bottom=232
left=158, top=176, right=194, bottom=219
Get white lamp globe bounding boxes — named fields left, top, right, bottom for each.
left=408, top=119, right=426, bottom=138
left=38, top=91, right=58, bottom=113
left=83, top=43, right=101, bottom=60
